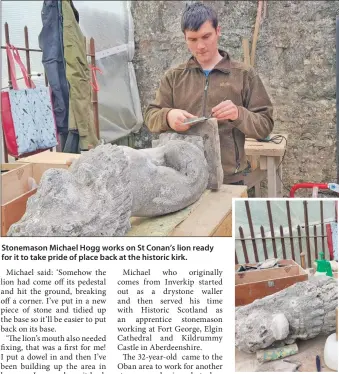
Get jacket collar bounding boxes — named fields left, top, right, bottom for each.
left=185, top=49, right=231, bottom=73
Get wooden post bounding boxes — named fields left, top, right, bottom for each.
left=24, top=26, right=33, bottom=88
left=320, top=201, right=325, bottom=252
left=336, top=307, right=338, bottom=341
left=267, top=201, right=277, bottom=258
left=5, top=23, right=12, bottom=89
left=1, top=27, right=98, bottom=161
left=245, top=201, right=259, bottom=262
left=286, top=201, right=296, bottom=261
left=260, top=225, right=268, bottom=260
left=280, top=225, right=286, bottom=259
left=250, top=0, right=263, bottom=66
left=242, top=38, right=251, bottom=65
left=314, top=225, right=318, bottom=260
left=303, top=201, right=312, bottom=267
left=89, top=37, right=100, bottom=140
left=239, top=226, right=249, bottom=264
left=297, top=225, right=303, bottom=263
left=3, top=23, right=11, bottom=163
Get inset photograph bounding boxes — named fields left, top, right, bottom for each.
left=234, top=199, right=338, bottom=372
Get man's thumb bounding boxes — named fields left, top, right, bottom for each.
left=182, top=110, right=196, bottom=119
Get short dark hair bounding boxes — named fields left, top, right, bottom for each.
left=181, top=2, right=218, bottom=33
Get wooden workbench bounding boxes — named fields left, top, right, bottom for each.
left=5, top=151, right=247, bottom=237
left=129, top=184, right=247, bottom=236
left=245, top=134, right=288, bottom=197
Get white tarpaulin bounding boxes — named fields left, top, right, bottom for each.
left=76, top=0, right=143, bottom=143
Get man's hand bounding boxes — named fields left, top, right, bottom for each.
left=167, top=109, right=197, bottom=132
left=212, top=100, right=239, bottom=121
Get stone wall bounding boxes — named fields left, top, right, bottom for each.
left=131, top=1, right=338, bottom=191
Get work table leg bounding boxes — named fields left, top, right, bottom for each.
left=276, top=156, right=283, bottom=197
left=267, top=156, right=277, bottom=197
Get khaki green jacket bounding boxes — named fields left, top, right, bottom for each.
left=144, top=51, right=274, bottom=182
left=62, top=0, right=98, bottom=150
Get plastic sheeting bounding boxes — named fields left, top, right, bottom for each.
left=330, top=222, right=338, bottom=261
left=1, top=1, right=45, bottom=90
left=235, top=200, right=337, bottom=265
left=75, top=1, right=143, bottom=143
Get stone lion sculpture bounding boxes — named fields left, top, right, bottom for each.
left=235, top=276, right=338, bottom=353
left=8, top=139, right=209, bottom=236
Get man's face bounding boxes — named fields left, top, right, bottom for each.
left=185, top=20, right=221, bottom=64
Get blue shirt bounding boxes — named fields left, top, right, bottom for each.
left=203, top=70, right=211, bottom=77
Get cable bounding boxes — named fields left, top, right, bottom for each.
left=257, top=134, right=286, bottom=145
left=272, top=136, right=290, bottom=195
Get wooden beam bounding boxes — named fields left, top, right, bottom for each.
left=242, top=38, right=251, bottom=66
left=250, top=0, right=263, bottom=67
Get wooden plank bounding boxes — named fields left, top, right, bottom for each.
left=1, top=163, right=26, bottom=171
left=18, top=151, right=80, bottom=164
left=314, top=225, right=318, bottom=260
left=128, top=192, right=209, bottom=237
left=239, top=226, right=249, bottom=263
left=235, top=265, right=300, bottom=285
left=212, top=210, right=232, bottom=236
left=171, top=185, right=247, bottom=236
left=235, top=273, right=308, bottom=306
left=254, top=183, right=261, bottom=197
left=245, top=134, right=288, bottom=157
left=303, top=201, right=312, bottom=267
left=242, top=38, right=251, bottom=65
left=247, top=155, right=259, bottom=170
left=280, top=225, right=287, bottom=259
left=1, top=189, right=36, bottom=236
left=267, top=201, right=277, bottom=257
left=1, top=164, right=33, bottom=204
left=286, top=201, right=296, bottom=261
left=129, top=185, right=247, bottom=237
left=276, top=156, right=283, bottom=197
left=245, top=200, right=259, bottom=262
left=243, top=167, right=267, bottom=190
left=320, top=201, right=325, bottom=253
left=250, top=0, right=263, bottom=67
left=259, top=156, right=267, bottom=170
left=297, top=225, right=303, bottom=261
left=267, top=157, right=277, bottom=197
left=260, top=225, right=268, bottom=260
